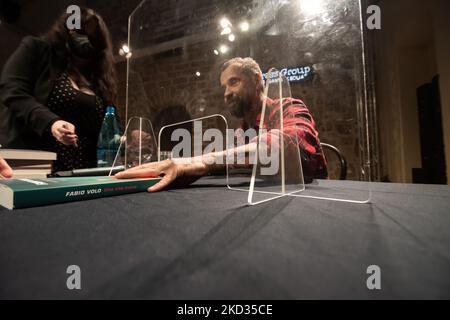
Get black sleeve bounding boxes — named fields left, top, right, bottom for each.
left=0, top=36, right=61, bottom=137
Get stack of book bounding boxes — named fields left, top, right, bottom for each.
left=0, top=149, right=57, bottom=179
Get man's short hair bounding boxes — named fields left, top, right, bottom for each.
left=220, top=57, right=263, bottom=79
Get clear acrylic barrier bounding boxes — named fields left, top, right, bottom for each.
left=225, top=122, right=254, bottom=193
left=157, top=114, right=228, bottom=166
left=247, top=68, right=305, bottom=205
left=126, top=0, right=377, bottom=204
left=109, top=117, right=157, bottom=175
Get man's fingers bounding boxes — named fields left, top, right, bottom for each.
left=147, top=173, right=175, bottom=192
left=116, top=163, right=155, bottom=174
left=114, top=159, right=177, bottom=191
left=115, top=168, right=160, bottom=179
left=123, top=160, right=171, bottom=173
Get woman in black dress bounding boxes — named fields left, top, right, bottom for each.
left=0, top=7, right=117, bottom=172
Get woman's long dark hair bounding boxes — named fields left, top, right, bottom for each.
left=43, top=7, right=117, bottom=105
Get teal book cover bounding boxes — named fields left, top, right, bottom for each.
left=0, top=176, right=161, bottom=210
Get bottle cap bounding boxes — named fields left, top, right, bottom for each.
left=106, top=106, right=115, bottom=114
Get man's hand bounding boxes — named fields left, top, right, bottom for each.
left=115, top=158, right=209, bottom=192
left=0, top=156, right=13, bottom=179
left=51, top=120, right=78, bottom=146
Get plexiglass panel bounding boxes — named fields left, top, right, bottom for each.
left=247, top=68, right=305, bottom=205
left=127, top=0, right=373, bottom=203
left=110, top=117, right=157, bottom=175
left=157, top=114, right=228, bottom=164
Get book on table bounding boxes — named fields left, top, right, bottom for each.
left=0, top=149, right=57, bottom=161
left=0, top=176, right=161, bottom=210
left=0, top=149, right=57, bottom=179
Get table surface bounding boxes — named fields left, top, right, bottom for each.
left=1, top=177, right=449, bottom=299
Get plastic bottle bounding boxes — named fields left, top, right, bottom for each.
left=97, top=106, right=121, bottom=167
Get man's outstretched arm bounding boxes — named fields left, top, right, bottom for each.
left=115, top=143, right=259, bottom=192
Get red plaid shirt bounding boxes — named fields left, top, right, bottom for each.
left=251, top=97, right=328, bottom=181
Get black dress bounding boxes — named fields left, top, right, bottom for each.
left=45, top=72, right=105, bottom=172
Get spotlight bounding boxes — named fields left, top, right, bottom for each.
left=219, top=45, right=228, bottom=54
left=228, top=34, right=235, bottom=42
left=119, top=44, right=131, bottom=58
left=239, top=21, right=249, bottom=32
left=221, top=27, right=232, bottom=35
left=299, top=0, right=324, bottom=15
left=122, top=45, right=130, bottom=54
left=220, top=18, right=231, bottom=29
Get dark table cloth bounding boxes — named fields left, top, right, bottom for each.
left=1, top=177, right=449, bottom=299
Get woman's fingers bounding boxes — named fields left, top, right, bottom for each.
left=58, top=127, right=75, bottom=135
left=52, top=121, right=78, bottom=146
left=62, top=134, right=78, bottom=140
left=64, top=123, right=76, bottom=132
left=60, top=134, right=79, bottom=146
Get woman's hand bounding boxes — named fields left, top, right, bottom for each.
left=51, top=120, right=78, bottom=146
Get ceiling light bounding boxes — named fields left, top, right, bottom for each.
left=221, top=27, right=232, bottom=35
left=220, top=18, right=231, bottom=29
left=239, top=21, right=249, bottom=32
left=122, top=44, right=130, bottom=54
left=299, top=0, right=324, bottom=16
left=219, top=45, right=228, bottom=54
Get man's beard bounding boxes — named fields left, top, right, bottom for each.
left=225, top=94, right=251, bottom=118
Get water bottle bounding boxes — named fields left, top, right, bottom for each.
left=97, top=106, right=121, bottom=167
